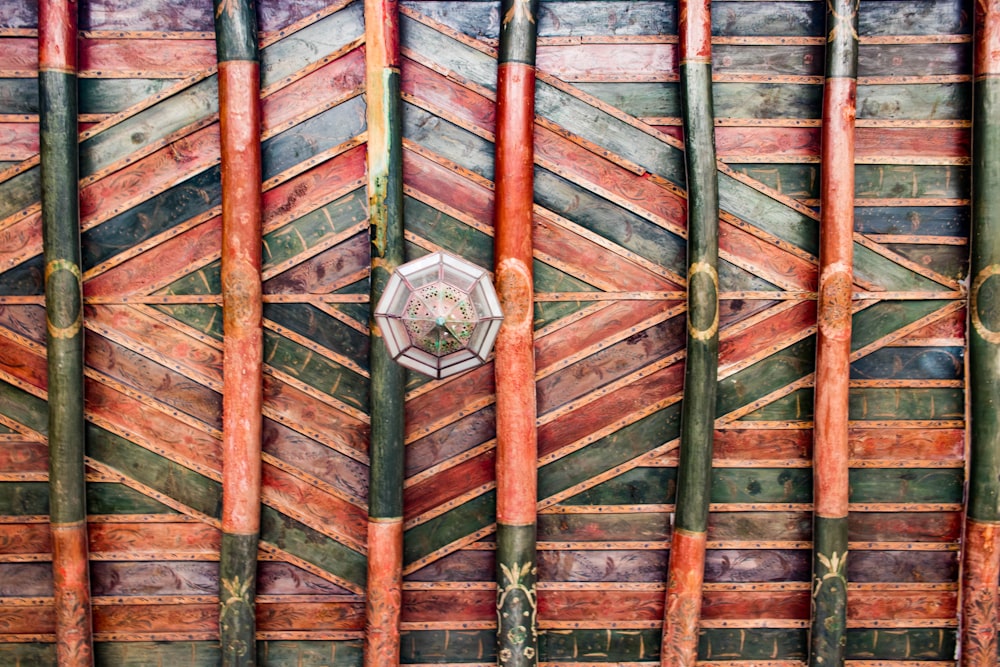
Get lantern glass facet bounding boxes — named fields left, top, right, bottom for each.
left=374, top=251, right=503, bottom=379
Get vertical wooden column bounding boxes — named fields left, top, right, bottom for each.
left=809, top=2, right=858, bottom=666
left=214, top=1, right=263, bottom=664
left=661, top=1, right=720, bottom=665
left=39, top=2, right=95, bottom=664
left=963, top=2, right=1000, bottom=665
left=364, top=0, right=406, bottom=663
left=493, top=0, right=541, bottom=664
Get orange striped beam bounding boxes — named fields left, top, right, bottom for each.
left=494, top=0, right=542, bottom=663
left=963, top=2, right=1000, bottom=666
left=809, top=1, right=859, bottom=666
left=39, top=1, right=96, bottom=664
left=364, top=0, right=406, bottom=664
left=214, top=1, right=264, bottom=664
left=661, top=1, right=720, bottom=666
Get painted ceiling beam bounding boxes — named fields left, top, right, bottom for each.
left=39, top=1, right=95, bottom=664
left=214, top=1, right=264, bottom=663
left=364, top=0, right=406, bottom=663
left=661, top=1, right=720, bottom=665
left=494, top=0, right=542, bottom=663
left=963, top=2, right=1000, bottom=665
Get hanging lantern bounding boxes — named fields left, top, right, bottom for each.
left=374, top=251, right=504, bottom=379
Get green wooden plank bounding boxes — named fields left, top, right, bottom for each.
left=259, top=2, right=365, bottom=88
left=261, top=96, right=367, bottom=180
left=263, top=330, right=369, bottom=412
left=860, top=43, right=970, bottom=77
left=0, top=166, right=40, bottom=222
left=711, top=2, right=823, bottom=36
left=0, top=78, right=39, bottom=114
left=717, top=337, right=815, bottom=416
left=259, top=641, right=364, bottom=666
left=849, top=468, right=964, bottom=504
left=86, top=424, right=222, bottom=518
left=158, top=261, right=222, bottom=295
left=0, top=380, right=48, bottom=433
left=856, top=165, right=969, bottom=200
left=401, top=629, right=498, bottom=664
left=849, top=387, right=964, bottom=421
left=0, top=255, right=45, bottom=296
left=859, top=1, right=969, bottom=36
left=542, top=628, right=661, bottom=662
left=738, top=387, right=814, bottom=421
left=537, top=403, right=683, bottom=501
left=850, top=346, right=963, bottom=380
left=0, top=643, right=55, bottom=666
left=87, top=482, right=177, bottom=515
left=402, top=102, right=495, bottom=179
left=264, top=304, right=369, bottom=370
left=260, top=506, right=366, bottom=586
left=700, top=628, right=807, bottom=661
left=850, top=301, right=951, bottom=353
left=401, top=15, right=498, bottom=90
left=563, top=466, right=677, bottom=505
left=404, top=490, right=495, bottom=565
left=717, top=44, right=823, bottom=76
left=574, top=82, right=680, bottom=119
left=845, top=628, right=957, bottom=660
left=886, top=243, right=967, bottom=280
left=81, top=165, right=221, bottom=269
left=854, top=242, right=947, bottom=292
left=855, top=206, right=968, bottom=236
left=153, top=303, right=224, bottom=339
left=403, top=196, right=493, bottom=267
left=94, top=642, right=219, bottom=666
left=858, top=83, right=970, bottom=120
left=711, top=468, right=812, bottom=504
left=718, top=173, right=818, bottom=254
left=262, top=188, right=367, bottom=270
left=78, top=79, right=179, bottom=114
left=0, top=481, right=50, bottom=515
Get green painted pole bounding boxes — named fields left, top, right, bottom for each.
left=963, top=3, right=1000, bottom=666
left=214, top=1, right=264, bottom=664
left=809, top=2, right=858, bottom=666
left=661, top=1, right=719, bottom=665
left=39, top=1, right=95, bottom=664
left=364, top=0, right=406, bottom=663
left=494, top=0, right=541, bottom=664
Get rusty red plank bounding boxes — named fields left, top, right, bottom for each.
left=856, top=127, right=970, bottom=162
left=79, top=38, right=216, bottom=76
left=0, top=523, right=50, bottom=553
left=0, top=605, right=57, bottom=634
left=404, top=365, right=495, bottom=440
left=93, top=603, right=218, bottom=634
left=401, top=56, right=496, bottom=133
left=847, top=589, right=957, bottom=621
left=701, top=590, right=809, bottom=620
left=715, top=127, right=820, bottom=161
left=262, top=376, right=369, bottom=457
left=712, top=429, right=812, bottom=461
left=88, top=522, right=221, bottom=556
left=402, top=589, right=495, bottom=623
left=258, top=601, right=366, bottom=631
left=536, top=43, right=678, bottom=82
left=262, top=46, right=366, bottom=129
left=0, top=122, right=39, bottom=161
left=403, top=450, right=495, bottom=519
left=849, top=428, right=964, bottom=462
left=261, top=463, right=367, bottom=547
left=539, top=589, right=665, bottom=621
left=718, top=301, right=817, bottom=374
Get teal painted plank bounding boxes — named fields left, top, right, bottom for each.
left=711, top=468, right=812, bottom=504
left=712, top=2, right=823, bottom=36
left=264, top=304, right=369, bottom=370
left=0, top=166, right=40, bottom=221
left=153, top=303, right=224, bottom=339
left=260, top=506, right=366, bottom=586
left=563, top=466, right=677, bottom=505
left=717, top=337, right=815, bottom=416
left=855, top=206, right=968, bottom=236
left=404, top=491, right=495, bottom=565
left=0, top=78, right=38, bottom=114
left=79, top=79, right=179, bottom=114
left=700, top=628, right=806, bottom=660
left=403, top=195, right=493, bottom=267
left=845, top=628, right=957, bottom=660
left=850, top=346, right=963, bottom=380
left=401, top=629, right=498, bottom=663
left=87, top=482, right=177, bottom=515
left=263, top=330, right=369, bottom=412
left=0, top=380, right=47, bottom=433
left=262, top=188, right=368, bottom=270
left=261, top=96, right=367, bottom=180
left=850, top=301, right=952, bottom=353
left=0, top=481, right=49, bottom=514
left=542, top=628, right=661, bottom=662
left=738, top=387, right=814, bottom=421
left=402, top=102, right=495, bottom=179
left=849, top=468, right=964, bottom=504
left=859, top=1, right=970, bottom=36
left=259, top=2, right=365, bottom=87
left=857, top=83, right=970, bottom=120
left=95, top=642, right=219, bottom=666
left=740, top=386, right=965, bottom=422
left=259, top=641, right=364, bottom=666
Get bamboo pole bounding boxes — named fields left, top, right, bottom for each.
left=661, top=1, right=720, bottom=665
left=364, top=0, right=406, bottom=663
left=39, top=1, right=95, bottom=664
left=214, top=1, right=263, bottom=664
left=808, top=2, right=858, bottom=666
left=493, top=0, right=541, bottom=663
left=962, top=3, right=1000, bottom=665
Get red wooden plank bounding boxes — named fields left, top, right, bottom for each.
left=403, top=450, right=494, bottom=519
left=0, top=122, right=38, bottom=160
left=848, top=428, right=964, bottom=462
left=895, top=308, right=965, bottom=342
left=79, top=38, right=216, bottom=76
left=403, top=147, right=493, bottom=223
left=261, top=463, right=367, bottom=547
left=0, top=441, right=48, bottom=472
left=701, top=590, right=809, bottom=620
left=261, top=144, right=366, bottom=228
left=401, top=57, right=496, bottom=134
left=536, top=43, right=678, bottom=82
left=264, top=231, right=369, bottom=294
left=0, top=605, right=56, bottom=634
left=718, top=301, right=817, bottom=374
left=712, top=429, right=812, bottom=461
left=402, top=589, right=494, bottom=622
left=538, top=589, right=664, bottom=621
left=88, top=522, right=220, bottom=556
left=262, top=375, right=369, bottom=457
left=0, top=37, right=36, bottom=70
left=93, top=603, right=218, bottom=634
left=405, top=365, right=495, bottom=440
left=847, top=590, right=957, bottom=621
left=0, top=523, right=50, bottom=554
left=715, top=127, right=819, bottom=161
left=856, top=127, right=970, bottom=161
left=262, top=46, right=366, bottom=130
left=848, top=512, right=962, bottom=543
left=0, top=212, right=41, bottom=281
left=257, top=601, right=365, bottom=631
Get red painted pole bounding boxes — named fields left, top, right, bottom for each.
left=39, top=1, right=95, bottom=664
left=215, top=1, right=264, bottom=662
left=809, top=1, right=858, bottom=665
left=494, top=0, right=541, bottom=662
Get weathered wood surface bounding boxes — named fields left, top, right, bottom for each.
left=0, top=0, right=973, bottom=662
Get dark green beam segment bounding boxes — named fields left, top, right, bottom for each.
left=963, top=3, right=1000, bottom=666
left=493, top=0, right=541, bottom=665
left=365, top=0, right=405, bottom=663
left=810, top=2, right=858, bottom=667
left=662, top=1, right=719, bottom=666
left=214, top=1, right=263, bottom=665
left=39, top=1, right=95, bottom=664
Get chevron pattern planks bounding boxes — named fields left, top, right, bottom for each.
left=0, top=0, right=970, bottom=665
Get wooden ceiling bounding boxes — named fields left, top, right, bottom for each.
left=0, top=0, right=970, bottom=664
